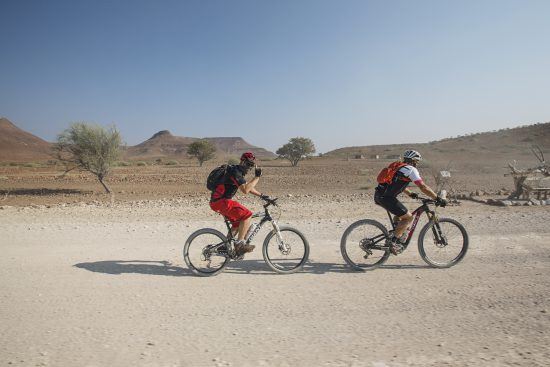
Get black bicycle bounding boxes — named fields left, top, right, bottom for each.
left=183, top=197, right=309, bottom=276
left=341, top=197, right=468, bottom=270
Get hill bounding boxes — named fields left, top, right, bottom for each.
left=325, top=122, right=550, bottom=163
left=125, top=130, right=276, bottom=159
left=0, top=118, right=53, bottom=161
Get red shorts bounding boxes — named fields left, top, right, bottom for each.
left=210, top=199, right=252, bottom=229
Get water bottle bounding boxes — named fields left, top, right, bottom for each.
left=245, top=223, right=257, bottom=241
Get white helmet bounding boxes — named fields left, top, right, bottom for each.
left=403, top=150, right=422, bottom=162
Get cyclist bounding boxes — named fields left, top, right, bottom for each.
left=210, top=151, right=271, bottom=255
left=374, top=150, right=447, bottom=255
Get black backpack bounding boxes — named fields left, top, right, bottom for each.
left=206, top=164, right=230, bottom=191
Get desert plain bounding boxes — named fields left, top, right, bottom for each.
left=1, top=156, right=549, bottom=367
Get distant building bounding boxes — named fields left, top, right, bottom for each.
left=371, top=154, right=380, bottom=160
left=354, top=154, right=365, bottom=159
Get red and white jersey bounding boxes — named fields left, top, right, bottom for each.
left=398, top=165, right=424, bottom=186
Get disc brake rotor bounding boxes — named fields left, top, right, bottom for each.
left=278, top=241, right=291, bottom=255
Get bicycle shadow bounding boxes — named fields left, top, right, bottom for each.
left=379, top=264, right=433, bottom=270
left=74, top=260, right=194, bottom=277
left=73, top=259, right=433, bottom=277
left=225, top=259, right=355, bottom=275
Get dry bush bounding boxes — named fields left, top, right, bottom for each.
left=54, top=123, right=122, bottom=193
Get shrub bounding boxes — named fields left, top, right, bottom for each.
left=22, top=162, right=41, bottom=168
left=227, top=157, right=239, bottom=165
left=276, top=137, right=316, bottom=167
left=136, top=161, right=147, bottom=166
left=114, top=161, right=131, bottom=167
left=54, top=122, right=122, bottom=193
left=187, top=139, right=216, bottom=166
left=166, top=160, right=179, bottom=165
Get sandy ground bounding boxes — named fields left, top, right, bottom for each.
left=1, top=195, right=549, bottom=367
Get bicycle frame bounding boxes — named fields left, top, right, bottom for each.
left=223, top=202, right=282, bottom=246
left=387, top=202, right=437, bottom=248
left=366, top=201, right=438, bottom=251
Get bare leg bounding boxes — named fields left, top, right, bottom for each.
left=395, top=212, right=413, bottom=238
left=237, top=217, right=251, bottom=241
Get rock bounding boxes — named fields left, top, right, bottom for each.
left=530, top=199, right=541, bottom=206
left=501, top=200, right=513, bottom=206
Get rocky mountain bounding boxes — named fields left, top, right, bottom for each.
left=125, top=130, right=275, bottom=159
left=0, top=118, right=53, bottom=161
left=325, top=122, right=550, bottom=163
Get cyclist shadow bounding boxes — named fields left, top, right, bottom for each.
left=379, top=264, right=433, bottom=270
left=74, top=260, right=194, bottom=277
left=225, top=259, right=355, bottom=275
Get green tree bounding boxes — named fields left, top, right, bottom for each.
left=276, top=137, right=316, bottom=167
left=187, top=139, right=216, bottom=166
left=54, top=123, right=122, bottom=193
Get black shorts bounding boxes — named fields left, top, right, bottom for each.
left=374, top=193, right=408, bottom=217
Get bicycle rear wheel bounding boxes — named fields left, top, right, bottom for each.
left=183, top=228, right=230, bottom=276
left=263, top=226, right=309, bottom=274
left=340, top=219, right=390, bottom=271
left=418, top=218, right=468, bottom=268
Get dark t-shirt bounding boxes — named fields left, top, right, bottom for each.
left=211, top=165, right=247, bottom=202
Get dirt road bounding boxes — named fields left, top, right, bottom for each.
left=1, top=198, right=549, bottom=366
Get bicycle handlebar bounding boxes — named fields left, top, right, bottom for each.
left=418, top=197, right=435, bottom=203
left=417, top=196, right=445, bottom=207
left=262, top=197, right=278, bottom=208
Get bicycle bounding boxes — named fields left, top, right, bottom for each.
left=183, top=197, right=310, bottom=276
left=340, top=197, right=468, bottom=270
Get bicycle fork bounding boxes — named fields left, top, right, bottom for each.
left=272, top=221, right=291, bottom=255
left=429, top=215, right=448, bottom=247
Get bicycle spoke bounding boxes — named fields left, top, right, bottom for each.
left=341, top=220, right=390, bottom=270
left=184, top=230, right=230, bottom=276
left=263, top=227, right=309, bottom=273
left=418, top=218, right=468, bottom=268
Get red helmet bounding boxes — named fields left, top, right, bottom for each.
left=240, top=151, right=256, bottom=167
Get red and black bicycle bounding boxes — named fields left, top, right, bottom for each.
left=340, top=197, right=468, bottom=270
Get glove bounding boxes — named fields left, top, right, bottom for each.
left=409, top=192, right=419, bottom=199
left=435, top=196, right=447, bottom=207
left=255, top=167, right=262, bottom=177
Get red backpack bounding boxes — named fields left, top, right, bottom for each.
left=376, top=161, right=407, bottom=184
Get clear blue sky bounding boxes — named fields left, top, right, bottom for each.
left=1, top=0, right=549, bottom=153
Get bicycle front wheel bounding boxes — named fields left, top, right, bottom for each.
left=340, top=219, right=390, bottom=271
left=263, top=226, right=309, bottom=274
left=183, top=228, right=230, bottom=276
left=418, top=218, right=468, bottom=268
